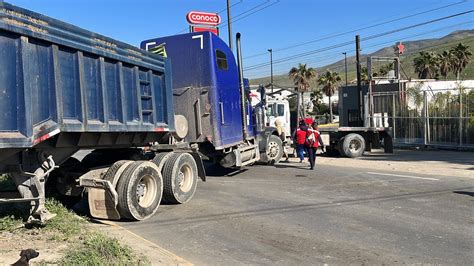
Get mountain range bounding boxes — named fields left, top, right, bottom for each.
left=250, top=30, right=474, bottom=87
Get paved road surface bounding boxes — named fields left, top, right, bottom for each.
left=117, top=161, right=473, bottom=264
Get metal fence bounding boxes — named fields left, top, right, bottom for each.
left=370, top=87, right=474, bottom=148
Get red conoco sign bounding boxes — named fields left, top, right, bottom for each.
left=186, top=11, right=221, bottom=26
left=192, top=26, right=219, bottom=35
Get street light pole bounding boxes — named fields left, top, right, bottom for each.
left=342, top=52, right=348, bottom=86
left=227, top=0, right=232, bottom=51
left=268, top=48, right=273, bottom=93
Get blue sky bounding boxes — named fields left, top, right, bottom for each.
left=6, top=0, right=473, bottom=78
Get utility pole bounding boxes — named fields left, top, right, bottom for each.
left=342, top=52, right=348, bottom=86
left=268, top=48, right=273, bottom=94
left=355, top=35, right=363, bottom=126
left=227, top=0, right=232, bottom=51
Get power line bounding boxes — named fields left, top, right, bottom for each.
left=244, top=0, right=470, bottom=59
left=268, top=21, right=474, bottom=72
left=225, top=0, right=280, bottom=25
left=245, top=22, right=474, bottom=78
left=326, top=37, right=474, bottom=72
left=244, top=10, right=474, bottom=71
left=221, top=1, right=273, bottom=25
left=248, top=37, right=474, bottom=82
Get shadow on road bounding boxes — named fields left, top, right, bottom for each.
left=203, top=163, right=249, bottom=177
left=453, top=191, right=474, bottom=197
left=356, top=149, right=474, bottom=166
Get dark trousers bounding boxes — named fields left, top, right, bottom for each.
left=307, top=146, right=316, bottom=169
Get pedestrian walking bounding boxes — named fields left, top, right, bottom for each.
left=305, top=122, right=325, bottom=170
left=294, top=120, right=308, bottom=163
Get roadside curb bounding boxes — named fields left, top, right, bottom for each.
left=89, top=220, right=193, bottom=265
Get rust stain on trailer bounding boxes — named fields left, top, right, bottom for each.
left=94, top=38, right=117, bottom=48
left=126, top=49, right=143, bottom=56
left=3, top=18, right=47, bottom=33
left=4, top=9, right=48, bottom=26
left=94, top=45, right=117, bottom=54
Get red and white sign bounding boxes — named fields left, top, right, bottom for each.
left=192, top=26, right=219, bottom=35
left=186, top=11, right=221, bottom=26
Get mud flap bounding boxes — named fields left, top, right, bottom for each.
left=88, top=187, right=120, bottom=220
left=80, top=172, right=121, bottom=220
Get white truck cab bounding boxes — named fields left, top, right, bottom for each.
left=250, top=90, right=292, bottom=142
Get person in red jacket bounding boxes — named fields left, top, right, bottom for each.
left=305, top=122, right=325, bottom=170
left=294, top=120, right=308, bottom=163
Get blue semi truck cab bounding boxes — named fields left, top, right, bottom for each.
left=141, top=32, right=283, bottom=167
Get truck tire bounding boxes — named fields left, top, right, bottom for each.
left=116, top=161, right=163, bottom=220
left=383, top=135, right=394, bottom=153
left=103, top=160, right=133, bottom=188
left=151, top=152, right=174, bottom=172
left=341, top=133, right=365, bottom=158
left=162, top=153, right=198, bottom=204
left=265, top=135, right=283, bottom=164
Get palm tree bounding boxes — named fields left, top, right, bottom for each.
left=318, top=70, right=341, bottom=123
left=413, top=51, right=440, bottom=79
left=438, top=50, right=454, bottom=80
left=288, top=64, right=317, bottom=119
left=288, top=63, right=317, bottom=92
left=450, top=43, right=472, bottom=80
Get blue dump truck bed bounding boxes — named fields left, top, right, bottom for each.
left=0, top=2, right=174, bottom=150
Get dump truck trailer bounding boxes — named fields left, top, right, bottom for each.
left=0, top=2, right=206, bottom=223
left=0, top=2, right=282, bottom=223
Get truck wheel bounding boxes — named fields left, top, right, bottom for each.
left=151, top=152, right=174, bottom=172
left=116, top=161, right=163, bottom=220
left=265, top=135, right=283, bottom=164
left=383, top=135, right=394, bottom=153
left=103, top=160, right=133, bottom=188
left=341, top=133, right=365, bottom=158
left=162, top=153, right=198, bottom=204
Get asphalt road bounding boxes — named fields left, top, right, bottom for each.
left=117, top=160, right=474, bottom=264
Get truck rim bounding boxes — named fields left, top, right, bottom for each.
left=267, top=141, right=280, bottom=159
left=349, top=139, right=361, bottom=153
left=177, top=164, right=193, bottom=193
left=136, top=174, right=156, bottom=208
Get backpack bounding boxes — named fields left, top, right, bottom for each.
left=304, top=130, right=315, bottom=146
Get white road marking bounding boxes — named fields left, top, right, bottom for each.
left=367, top=172, right=440, bottom=181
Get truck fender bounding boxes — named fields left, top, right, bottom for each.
left=190, top=152, right=206, bottom=181
left=258, top=127, right=278, bottom=152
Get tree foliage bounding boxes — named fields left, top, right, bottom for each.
left=413, top=43, right=471, bottom=80
left=288, top=63, right=317, bottom=92
left=318, top=70, right=341, bottom=122
left=451, top=43, right=472, bottom=80
left=413, top=51, right=440, bottom=79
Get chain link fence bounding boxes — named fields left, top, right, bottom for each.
left=371, top=85, right=474, bottom=148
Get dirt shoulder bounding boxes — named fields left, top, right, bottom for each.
left=310, top=149, right=473, bottom=178
left=0, top=199, right=150, bottom=265
left=91, top=220, right=192, bottom=265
